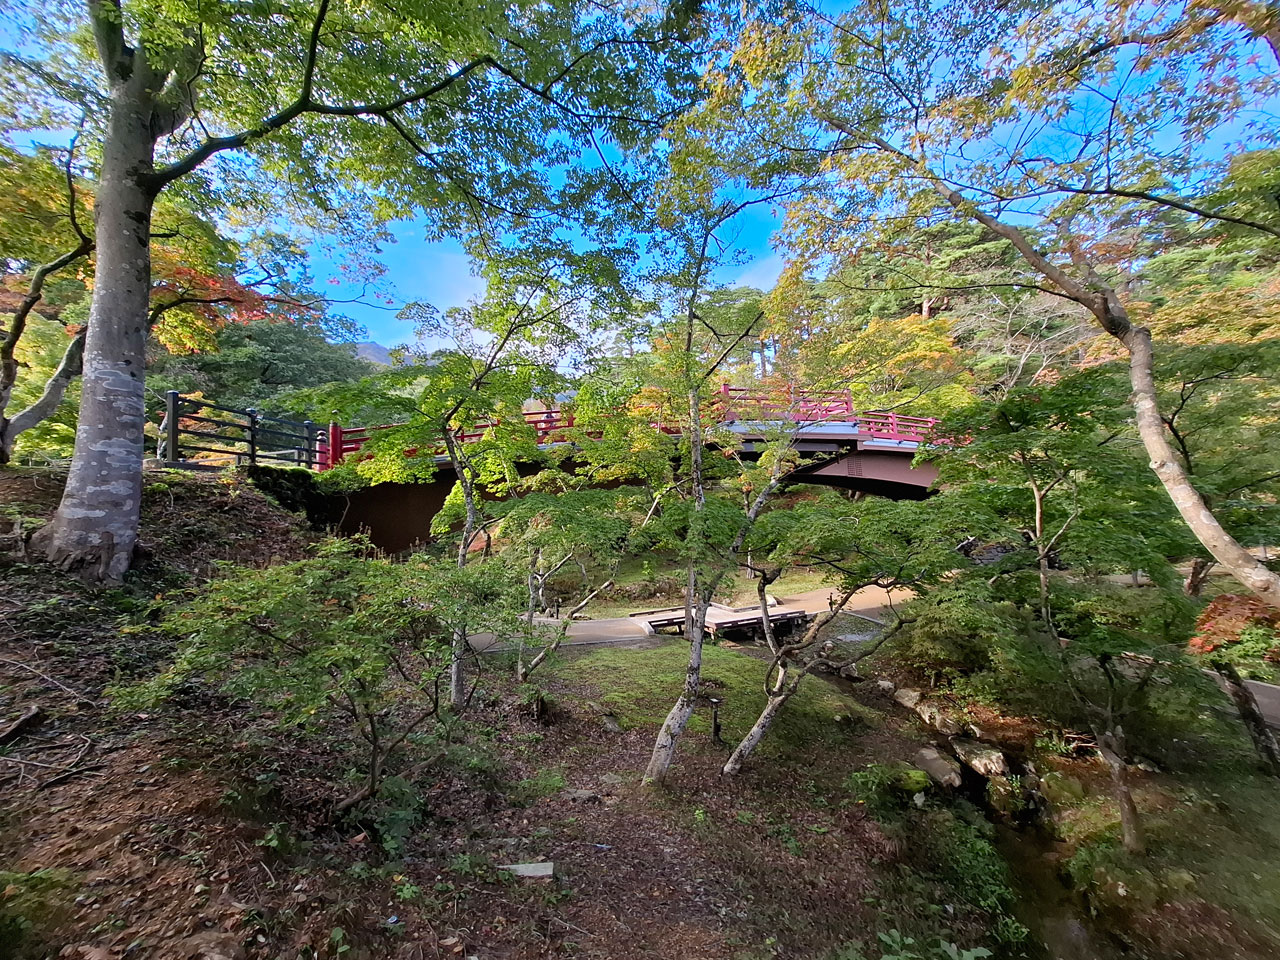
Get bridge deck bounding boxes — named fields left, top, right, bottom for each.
left=630, top=601, right=811, bottom=637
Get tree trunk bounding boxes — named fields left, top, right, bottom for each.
left=723, top=676, right=790, bottom=776
left=645, top=387, right=711, bottom=785
left=921, top=169, right=1280, bottom=606
left=1183, top=557, right=1215, bottom=597
left=1, top=328, right=86, bottom=462
left=1212, top=659, right=1280, bottom=778
left=644, top=608, right=707, bottom=784
left=1094, top=724, right=1145, bottom=855
left=449, top=625, right=468, bottom=710
left=1123, top=325, right=1280, bottom=607
left=33, top=92, right=156, bottom=582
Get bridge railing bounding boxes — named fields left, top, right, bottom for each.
left=321, top=407, right=584, bottom=469
left=156, top=384, right=939, bottom=472
left=714, top=384, right=937, bottom=443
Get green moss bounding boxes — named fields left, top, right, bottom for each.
left=555, top=641, right=876, bottom=755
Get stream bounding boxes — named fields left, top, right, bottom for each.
left=991, top=821, right=1120, bottom=960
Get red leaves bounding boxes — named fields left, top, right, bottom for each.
left=1190, top=593, right=1280, bottom=654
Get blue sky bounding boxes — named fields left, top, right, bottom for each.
left=309, top=206, right=786, bottom=347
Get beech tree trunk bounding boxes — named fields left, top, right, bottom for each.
left=33, top=87, right=156, bottom=582
left=920, top=170, right=1280, bottom=607
left=1212, top=659, right=1280, bottom=778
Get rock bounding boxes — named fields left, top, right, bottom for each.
left=890, top=767, right=932, bottom=795
left=1091, top=865, right=1160, bottom=911
left=1039, top=771, right=1086, bottom=805
left=500, top=862, right=557, bottom=879
left=986, top=775, right=1025, bottom=816
left=876, top=680, right=896, bottom=694
left=951, top=738, right=1009, bottom=777
left=915, top=702, right=962, bottom=736
left=563, top=789, right=599, bottom=803
left=893, top=687, right=922, bottom=709
left=599, top=772, right=624, bottom=786
left=915, top=747, right=962, bottom=789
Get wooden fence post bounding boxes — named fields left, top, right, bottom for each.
left=164, top=390, right=181, bottom=464
left=246, top=408, right=259, bottom=465
left=303, top=420, right=316, bottom=469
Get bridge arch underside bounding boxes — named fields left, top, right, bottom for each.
left=782, top=445, right=938, bottom=501
left=340, top=443, right=936, bottom=553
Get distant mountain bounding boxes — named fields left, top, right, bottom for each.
left=354, top=341, right=395, bottom=366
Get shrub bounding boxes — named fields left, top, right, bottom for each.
left=117, top=538, right=521, bottom=813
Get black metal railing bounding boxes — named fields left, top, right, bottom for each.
left=158, top=391, right=327, bottom=470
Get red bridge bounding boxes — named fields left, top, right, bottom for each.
left=320, top=383, right=940, bottom=470
left=158, top=384, right=941, bottom=551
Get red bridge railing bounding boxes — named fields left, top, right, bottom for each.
left=316, top=383, right=937, bottom=471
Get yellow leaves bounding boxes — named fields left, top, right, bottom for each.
left=1147, top=274, right=1280, bottom=345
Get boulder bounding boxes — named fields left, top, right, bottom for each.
left=986, top=775, right=1026, bottom=816
left=915, top=747, right=962, bottom=789
left=890, top=767, right=932, bottom=794
left=893, top=687, right=922, bottom=709
left=916, top=702, right=963, bottom=736
left=951, top=738, right=1009, bottom=777
left=876, top=680, right=896, bottom=694
left=1039, top=771, right=1086, bottom=805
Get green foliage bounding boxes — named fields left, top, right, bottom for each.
left=0, top=868, right=76, bottom=958
left=825, top=930, right=992, bottom=960
left=513, top=767, right=566, bottom=806
left=149, top=319, right=375, bottom=416
left=845, top=764, right=1027, bottom=948
left=116, top=537, right=522, bottom=804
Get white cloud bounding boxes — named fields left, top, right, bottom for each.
left=728, top=252, right=785, bottom=292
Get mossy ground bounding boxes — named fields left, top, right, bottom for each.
left=555, top=640, right=877, bottom=752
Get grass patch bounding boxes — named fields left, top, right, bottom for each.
left=555, top=641, right=877, bottom=755
left=513, top=766, right=567, bottom=805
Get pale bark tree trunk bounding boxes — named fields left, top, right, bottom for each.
left=1121, top=324, right=1280, bottom=605
left=1094, top=724, right=1144, bottom=855
left=644, top=577, right=710, bottom=783
left=722, top=673, right=789, bottom=776
left=33, top=77, right=157, bottom=581
left=645, top=386, right=710, bottom=785
left=1212, top=659, right=1280, bottom=778
left=2, top=329, right=87, bottom=462
left=916, top=169, right=1280, bottom=607
left=442, top=429, right=480, bottom=710
left=722, top=579, right=859, bottom=776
